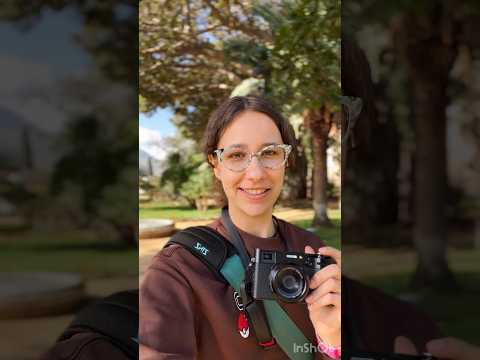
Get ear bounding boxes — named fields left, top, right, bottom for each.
left=208, top=155, right=221, bottom=180
left=207, top=154, right=217, bottom=168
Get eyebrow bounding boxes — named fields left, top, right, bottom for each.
left=226, top=142, right=280, bottom=148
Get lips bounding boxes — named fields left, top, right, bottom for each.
left=240, top=188, right=269, bottom=195
left=238, top=187, right=271, bottom=201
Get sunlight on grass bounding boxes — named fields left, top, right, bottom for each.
left=292, top=209, right=341, bottom=249
left=139, top=201, right=220, bottom=220
left=0, top=231, right=137, bottom=278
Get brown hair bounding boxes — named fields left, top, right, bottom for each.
left=202, top=96, right=297, bottom=167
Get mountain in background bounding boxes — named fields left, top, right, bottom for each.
left=139, top=148, right=164, bottom=176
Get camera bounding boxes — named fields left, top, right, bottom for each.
left=251, top=248, right=333, bottom=303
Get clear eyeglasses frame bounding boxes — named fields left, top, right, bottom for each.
left=212, top=144, right=292, bottom=172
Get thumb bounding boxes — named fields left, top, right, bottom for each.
left=394, top=336, right=419, bottom=356
left=304, top=245, right=315, bottom=254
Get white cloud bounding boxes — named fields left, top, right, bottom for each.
left=139, top=126, right=167, bottom=160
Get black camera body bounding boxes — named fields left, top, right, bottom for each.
left=252, top=248, right=333, bottom=303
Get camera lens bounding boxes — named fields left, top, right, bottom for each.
left=270, top=266, right=308, bottom=302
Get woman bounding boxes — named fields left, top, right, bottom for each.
left=140, top=96, right=341, bottom=359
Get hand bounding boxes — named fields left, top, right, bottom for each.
left=394, top=335, right=480, bottom=360
left=304, top=246, right=341, bottom=347
left=394, top=336, right=419, bottom=356
left=427, top=337, right=480, bottom=360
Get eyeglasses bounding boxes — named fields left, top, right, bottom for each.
left=213, top=144, right=292, bottom=172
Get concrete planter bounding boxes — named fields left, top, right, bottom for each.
left=139, top=219, right=175, bottom=239
left=0, top=272, right=85, bottom=319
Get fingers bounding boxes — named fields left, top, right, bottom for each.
left=427, top=337, right=480, bottom=360
left=318, top=246, right=341, bottom=267
left=309, top=263, right=341, bottom=289
left=394, top=336, right=419, bottom=356
left=304, top=245, right=315, bottom=254
left=307, top=292, right=341, bottom=308
left=306, top=277, right=340, bottom=305
left=304, top=246, right=341, bottom=267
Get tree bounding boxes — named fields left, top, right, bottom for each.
left=220, top=0, right=341, bottom=217
left=0, top=1, right=139, bottom=245
left=342, top=0, right=480, bottom=290
left=139, top=0, right=341, bottom=224
left=263, top=0, right=341, bottom=225
left=139, top=0, right=262, bottom=141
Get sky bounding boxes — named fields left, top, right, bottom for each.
left=139, top=107, right=176, bottom=136
left=0, top=7, right=92, bottom=135
left=139, top=107, right=177, bottom=159
left=0, top=8, right=91, bottom=79
left=0, top=5, right=177, bottom=159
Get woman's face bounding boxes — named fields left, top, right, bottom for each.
left=212, top=110, right=286, bottom=219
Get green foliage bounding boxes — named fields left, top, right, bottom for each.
left=160, top=152, right=202, bottom=196
left=50, top=114, right=138, bottom=245
left=140, top=0, right=341, bottom=137
left=139, top=0, right=261, bottom=141
left=179, top=163, right=214, bottom=203
left=267, top=0, right=341, bottom=111
left=160, top=150, right=215, bottom=206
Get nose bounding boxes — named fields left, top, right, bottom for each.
left=244, top=155, right=265, bottom=180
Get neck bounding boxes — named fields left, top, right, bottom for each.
left=228, top=205, right=275, bottom=238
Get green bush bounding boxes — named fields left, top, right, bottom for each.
left=180, top=163, right=214, bottom=209
left=160, top=151, right=215, bottom=208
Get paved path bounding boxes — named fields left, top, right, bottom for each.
left=139, top=208, right=315, bottom=282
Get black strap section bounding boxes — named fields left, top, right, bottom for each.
left=221, top=207, right=251, bottom=268
left=342, top=276, right=366, bottom=352
left=241, top=263, right=275, bottom=346
left=167, top=221, right=276, bottom=348
left=166, top=226, right=233, bottom=282
left=59, top=290, right=138, bottom=359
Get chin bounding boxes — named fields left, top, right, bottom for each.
left=238, top=202, right=273, bottom=218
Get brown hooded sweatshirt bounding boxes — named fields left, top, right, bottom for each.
left=139, top=218, right=330, bottom=359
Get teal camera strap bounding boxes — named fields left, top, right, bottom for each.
left=221, top=254, right=315, bottom=360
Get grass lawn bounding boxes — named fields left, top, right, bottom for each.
left=140, top=202, right=220, bottom=220
left=140, top=201, right=341, bottom=247
left=0, top=231, right=137, bottom=279
left=292, top=209, right=341, bottom=250
left=354, top=249, right=480, bottom=344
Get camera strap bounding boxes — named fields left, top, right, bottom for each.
left=220, top=207, right=314, bottom=359
left=220, top=207, right=251, bottom=267
left=166, top=215, right=315, bottom=359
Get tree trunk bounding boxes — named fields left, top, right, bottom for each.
left=312, top=133, right=331, bottom=226
left=282, top=142, right=308, bottom=201
left=410, top=77, right=457, bottom=291
left=305, top=108, right=332, bottom=227
left=398, top=6, right=458, bottom=291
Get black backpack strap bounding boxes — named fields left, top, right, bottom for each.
left=166, top=226, right=235, bottom=282
left=58, top=290, right=138, bottom=359
left=167, top=225, right=276, bottom=349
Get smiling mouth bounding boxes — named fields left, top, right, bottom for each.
left=239, top=188, right=270, bottom=195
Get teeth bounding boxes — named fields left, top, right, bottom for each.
left=243, top=189, right=267, bottom=195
